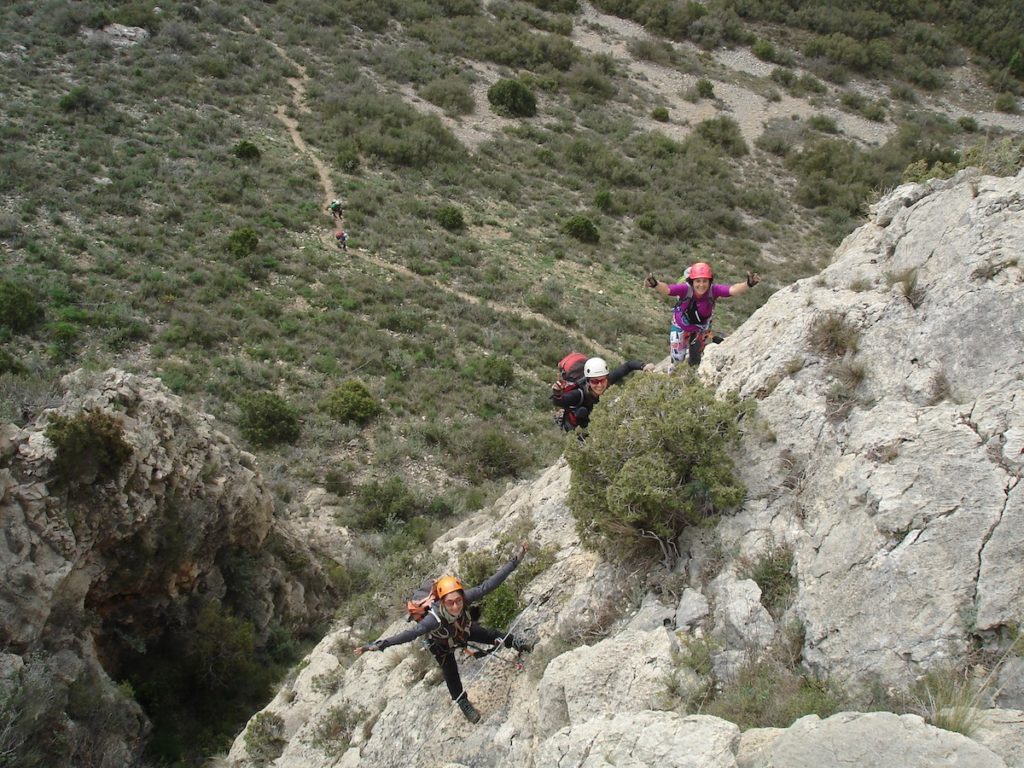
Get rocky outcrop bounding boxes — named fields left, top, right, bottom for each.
left=0, top=369, right=331, bottom=765
left=226, top=171, right=1023, bottom=767
left=702, top=168, right=1024, bottom=692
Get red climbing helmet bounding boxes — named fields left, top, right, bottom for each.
left=689, top=262, right=713, bottom=281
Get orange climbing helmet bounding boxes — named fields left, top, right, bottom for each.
left=689, top=262, right=713, bottom=281
left=434, top=576, right=464, bottom=600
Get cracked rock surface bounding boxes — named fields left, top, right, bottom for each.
left=228, top=172, right=1024, bottom=767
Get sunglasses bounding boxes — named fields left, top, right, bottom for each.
left=589, top=377, right=608, bottom=386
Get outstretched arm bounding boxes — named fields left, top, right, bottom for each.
left=463, top=542, right=529, bottom=604
left=608, top=360, right=647, bottom=386
left=728, top=272, right=761, bottom=297
left=645, top=273, right=673, bottom=296
left=354, top=612, right=441, bottom=655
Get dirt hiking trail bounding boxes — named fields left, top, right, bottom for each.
left=246, top=17, right=617, bottom=361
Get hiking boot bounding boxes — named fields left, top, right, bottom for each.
left=711, top=333, right=724, bottom=344
left=508, top=637, right=533, bottom=653
left=457, top=696, right=481, bottom=723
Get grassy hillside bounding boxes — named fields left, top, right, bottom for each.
left=1, top=0, right=1022, bottom=764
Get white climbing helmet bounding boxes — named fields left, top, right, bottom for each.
left=584, top=357, right=609, bottom=379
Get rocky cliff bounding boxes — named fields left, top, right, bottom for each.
left=224, top=169, right=1024, bottom=767
left=0, top=370, right=333, bottom=765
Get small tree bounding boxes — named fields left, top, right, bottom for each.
left=563, top=214, right=600, bottom=243
left=238, top=393, right=300, bottom=446
left=231, top=140, right=261, bottom=162
left=0, top=280, right=44, bottom=333
left=319, top=380, right=382, bottom=426
left=434, top=204, right=465, bottom=231
left=488, top=78, right=537, bottom=117
left=225, top=227, right=259, bottom=259
left=567, top=375, right=748, bottom=563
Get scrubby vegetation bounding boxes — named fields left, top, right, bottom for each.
left=567, top=374, right=750, bottom=563
left=1, top=0, right=1022, bottom=764
left=45, top=409, right=133, bottom=489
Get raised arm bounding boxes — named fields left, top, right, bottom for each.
left=463, top=542, right=529, bottom=604
left=607, top=360, right=647, bottom=386
left=645, top=273, right=673, bottom=296
left=728, top=272, right=761, bottom=297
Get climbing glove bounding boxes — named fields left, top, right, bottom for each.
left=644, top=273, right=658, bottom=289
left=746, top=272, right=761, bottom=287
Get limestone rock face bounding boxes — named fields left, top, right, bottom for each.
left=227, top=173, right=1024, bottom=768
left=701, top=169, right=1024, bottom=691
left=741, top=711, right=1007, bottom=768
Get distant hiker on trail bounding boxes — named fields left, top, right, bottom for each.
left=551, top=354, right=652, bottom=434
left=335, top=230, right=348, bottom=251
left=327, top=199, right=344, bottom=220
left=645, top=262, right=761, bottom=369
left=355, top=541, right=533, bottom=724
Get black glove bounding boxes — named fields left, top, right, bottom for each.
left=746, top=272, right=761, bottom=287
left=645, top=274, right=658, bottom=289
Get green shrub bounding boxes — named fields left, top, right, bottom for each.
left=487, top=78, right=537, bottom=117
left=320, top=380, right=382, bottom=426
left=567, top=375, right=748, bottom=561
left=752, top=39, right=777, bottom=62
left=958, top=116, right=979, bottom=132
left=244, top=712, right=286, bottom=764
left=309, top=704, right=360, bottom=757
left=352, top=476, right=444, bottom=530
left=58, top=86, right=103, bottom=114
left=434, top=204, right=465, bottom=231
left=696, top=78, right=715, bottom=99
left=467, top=355, right=515, bottom=386
left=807, top=114, right=838, bottom=133
left=995, top=92, right=1019, bottom=113
left=458, top=549, right=523, bottom=629
left=451, top=423, right=530, bottom=482
left=46, top=321, right=80, bottom=361
left=0, top=348, right=25, bottom=375
left=693, top=116, right=748, bottom=157
left=741, top=544, right=795, bottom=619
left=231, top=140, right=261, bottom=162
left=703, top=657, right=843, bottom=728
left=911, top=666, right=984, bottom=736
left=563, top=214, right=599, bottom=243
left=45, top=409, right=133, bottom=488
left=226, top=227, right=259, bottom=259
left=0, top=280, right=44, bottom=333
left=457, top=542, right=552, bottom=629
left=420, top=75, right=475, bottom=116
left=651, top=106, right=670, bottom=122
left=336, top=142, right=361, bottom=173
left=238, top=392, right=300, bottom=446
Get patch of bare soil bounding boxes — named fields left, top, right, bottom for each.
left=386, top=2, right=1023, bottom=153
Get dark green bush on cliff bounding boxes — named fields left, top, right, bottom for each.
left=567, top=374, right=748, bottom=562
left=45, top=409, right=133, bottom=488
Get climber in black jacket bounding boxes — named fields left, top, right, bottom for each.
left=355, top=542, right=532, bottom=723
left=551, top=356, right=652, bottom=432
